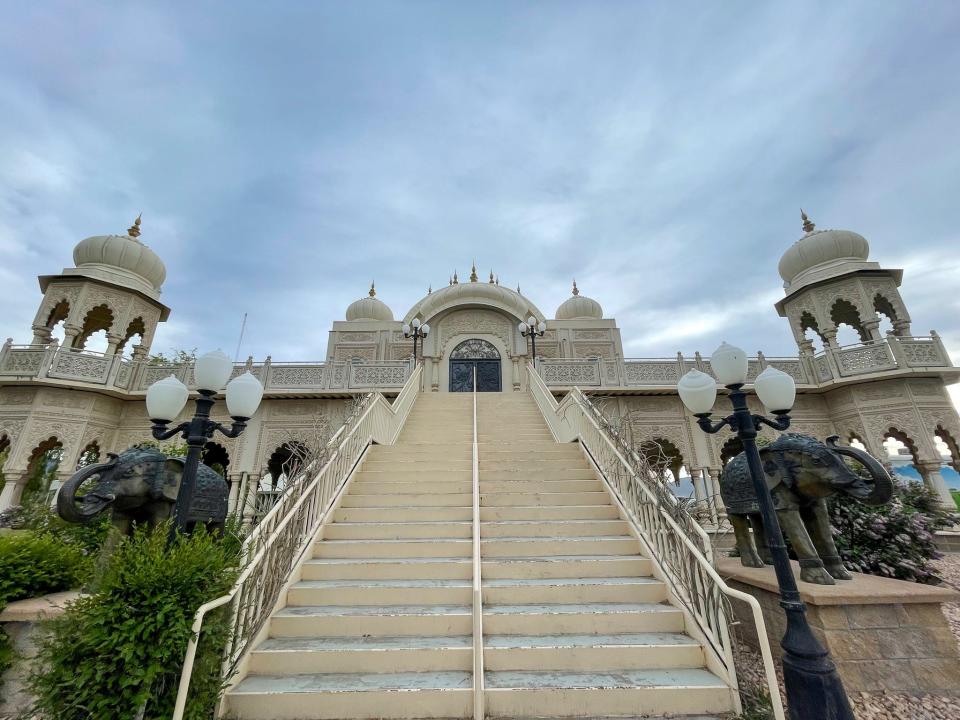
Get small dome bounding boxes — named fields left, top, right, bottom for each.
left=778, top=211, right=870, bottom=287
left=346, top=282, right=394, bottom=322
left=555, top=280, right=603, bottom=320
left=72, top=216, right=166, bottom=291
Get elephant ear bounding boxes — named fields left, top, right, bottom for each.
left=161, top=458, right=184, bottom=502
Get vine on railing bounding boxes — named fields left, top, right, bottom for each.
left=168, top=364, right=423, bottom=720
left=527, top=364, right=784, bottom=719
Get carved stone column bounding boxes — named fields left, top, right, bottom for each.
left=31, top=325, right=52, bottom=345
left=861, top=319, right=883, bottom=342
left=0, top=471, right=28, bottom=511
left=63, top=324, right=82, bottom=349
left=892, top=319, right=912, bottom=337
left=105, top=332, right=125, bottom=356
left=706, top=467, right=725, bottom=515
left=915, top=460, right=955, bottom=509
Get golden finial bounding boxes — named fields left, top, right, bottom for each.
left=489, top=270, right=494, bottom=284
left=369, top=281, right=376, bottom=297
left=572, top=279, right=579, bottom=296
left=801, top=209, right=815, bottom=234
left=470, top=261, right=478, bottom=282
left=127, top=213, right=142, bottom=238
left=453, top=270, right=459, bottom=285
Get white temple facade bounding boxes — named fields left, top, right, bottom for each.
left=1, top=213, right=959, bottom=513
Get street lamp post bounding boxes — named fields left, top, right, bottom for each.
left=518, top=315, right=546, bottom=361
left=678, top=342, right=854, bottom=720
left=146, top=350, right=264, bottom=543
left=402, top=318, right=430, bottom=362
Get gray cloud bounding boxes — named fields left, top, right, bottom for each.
left=1, top=1, right=959, bottom=414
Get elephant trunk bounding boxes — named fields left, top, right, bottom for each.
left=56, top=459, right=118, bottom=523
left=826, top=436, right=894, bottom=505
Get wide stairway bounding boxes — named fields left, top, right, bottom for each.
left=225, top=391, right=733, bottom=719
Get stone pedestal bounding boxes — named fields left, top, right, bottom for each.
left=717, top=557, right=960, bottom=694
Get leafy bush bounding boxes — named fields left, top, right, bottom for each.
left=10, top=495, right=112, bottom=559
left=0, top=532, right=88, bottom=606
left=29, top=523, right=242, bottom=720
left=829, top=478, right=957, bottom=584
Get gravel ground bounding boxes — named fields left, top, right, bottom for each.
left=736, top=554, right=960, bottom=720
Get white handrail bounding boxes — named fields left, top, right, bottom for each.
left=526, top=364, right=784, bottom=719
left=169, top=364, right=423, bottom=719
left=471, top=368, right=484, bottom=719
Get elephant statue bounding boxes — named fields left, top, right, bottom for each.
left=720, top=433, right=893, bottom=585
left=57, top=446, right=228, bottom=536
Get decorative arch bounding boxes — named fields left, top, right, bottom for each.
left=636, top=437, right=684, bottom=482
left=934, top=425, right=960, bottom=473
left=829, top=298, right=868, bottom=344
left=24, top=436, right=64, bottom=499
left=45, top=299, right=71, bottom=332
left=202, top=441, right=230, bottom=477
left=450, top=338, right=500, bottom=359
left=882, top=427, right=921, bottom=471
left=264, top=442, right=308, bottom=491
left=75, top=440, right=101, bottom=469
left=119, top=316, right=146, bottom=357
left=720, top=436, right=744, bottom=465
left=74, top=304, right=115, bottom=350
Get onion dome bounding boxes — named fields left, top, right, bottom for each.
left=778, top=210, right=870, bottom=290
left=72, top=215, right=167, bottom=293
left=346, top=282, right=394, bottom=321
left=555, top=280, right=603, bottom=320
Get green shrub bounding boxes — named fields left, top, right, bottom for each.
left=29, top=523, right=242, bottom=720
left=0, top=532, right=88, bottom=606
left=829, top=478, right=957, bottom=584
left=12, top=495, right=112, bottom=560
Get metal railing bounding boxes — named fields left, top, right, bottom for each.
left=168, top=364, right=424, bottom=720
left=470, top=368, right=484, bottom=720
left=527, top=363, right=785, bottom=719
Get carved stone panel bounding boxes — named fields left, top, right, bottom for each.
left=439, top=310, right=512, bottom=350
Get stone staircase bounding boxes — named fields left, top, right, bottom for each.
left=224, top=391, right=734, bottom=719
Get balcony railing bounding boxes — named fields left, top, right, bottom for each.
left=0, top=341, right=414, bottom=394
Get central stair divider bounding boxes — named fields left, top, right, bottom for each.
left=471, top=368, right=485, bottom=720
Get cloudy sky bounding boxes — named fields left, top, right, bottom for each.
left=2, top=2, right=959, bottom=393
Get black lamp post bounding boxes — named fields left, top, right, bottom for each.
left=518, top=315, right=546, bottom=360
left=146, top=350, right=264, bottom=542
left=402, top=319, right=430, bottom=362
left=678, top=342, right=854, bottom=720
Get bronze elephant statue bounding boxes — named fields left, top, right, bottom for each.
left=721, top=433, right=893, bottom=584
left=57, top=446, right=228, bottom=535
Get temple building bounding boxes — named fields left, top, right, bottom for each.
left=0, top=212, right=959, bottom=515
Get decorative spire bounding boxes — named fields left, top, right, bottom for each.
left=453, top=270, right=459, bottom=285
left=448, top=275, right=453, bottom=286
left=127, top=213, right=142, bottom=238
left=428, top=284, right=432, bottom=294
left=572, top=279, right=579, bottom=296
left=470, top=261, right=478, bottom=282
left=489, top=269, right=495, bottom=284
left=516, top=284, right=521, bottom=294
left=369, top=281, right=376, bottom=297
left=801, top=209, right=815, bottom=234
left=495, top=275, right=499, bottom=286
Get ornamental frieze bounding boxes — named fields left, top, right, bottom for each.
left=0, top=387, right=36, bottom=405
left=438, top=309, right=511, bottom=348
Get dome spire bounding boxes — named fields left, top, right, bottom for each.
left=489, top=269, right=495, bottom=284
left=453, top=270, right=459, bottom=285
left=470, top=261, right=478, bottom=282
left=572, top=279, right=579, bottom=296
left=127, top=213, right=142, bottom=238
left=369, top=281, right=376, bottom=297
left=428, top=284, right=432, bottom=294
left=801, top=209, right=815, bottom=234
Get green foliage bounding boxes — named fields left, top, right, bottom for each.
left=829, top=478, right=957, bottom=584
left=0, top=625, right=12, bottom=686
left=952, top=489, right=960, bottom=511
left=134, top=439, right=189, bottom=458
left=29, top=523, right=242, bottom=720
left=0, top=532, right=88, bottom=606
left=13, top=495, right=112, bottom=560
left=148, top=348, right=197, bottom=366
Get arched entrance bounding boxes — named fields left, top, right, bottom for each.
left=449, top=339, right=501, bottom=392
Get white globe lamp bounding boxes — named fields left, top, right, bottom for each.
left=677, top=369, right=718, bottom=415
left=225, top=371, right=264, bottom=419
left=146, top=375, right=189, bottom=422
left=754, top=366, right=796, bottom=413
left=194, top=350, right=234, bottom=392
left=711, top=342, right=749, bottom=386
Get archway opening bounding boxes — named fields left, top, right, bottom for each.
left=24, top=437, right=64, bottom=502
left=449, top=339, right=501, bottom=392
left=202, top=442, right=230, bottom=477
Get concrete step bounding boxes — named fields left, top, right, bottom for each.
left=362, top=460, right=473, bottom=471
left=480, top=505, right=621, bottom=521
left=349, top=480, right=472, bottom=495
left=324, top=521, right=472, bottom=540
left=227, top=671, right=472, bottom=719
left=479, top=480, right=602, bottom=494
left=484, top=668, right=733, bottom=718
left=313, top=538, right=471, bottom=559
left=270, top=604, right=472, bottom=637
left=483, top=632, right=705, bottom=671
left=287, top=579, right=471, bottom=606
left=353, top=470, right=472, bottom=483
left=334, top=506, right=472, bottom=523
left=482, top=519, right=628, bottom=538
left=341, top=493, right=472, bottom=507
left=302, top=557, right=472, bottom=580
left=480, top=491, right=611, bottom=506
left=482, top=555, right=653, bottom=579
left=481, top=536, right=637, bottom=558
left=480, top=467, right=596, bottom=479
left=249, top=635, right=473, bottom=674
left=483, top=602, right=685, bottom=635
left=482, top=576, right=667, bottom=604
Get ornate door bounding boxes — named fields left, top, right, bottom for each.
left=448, top=339, right=502, bottom=392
